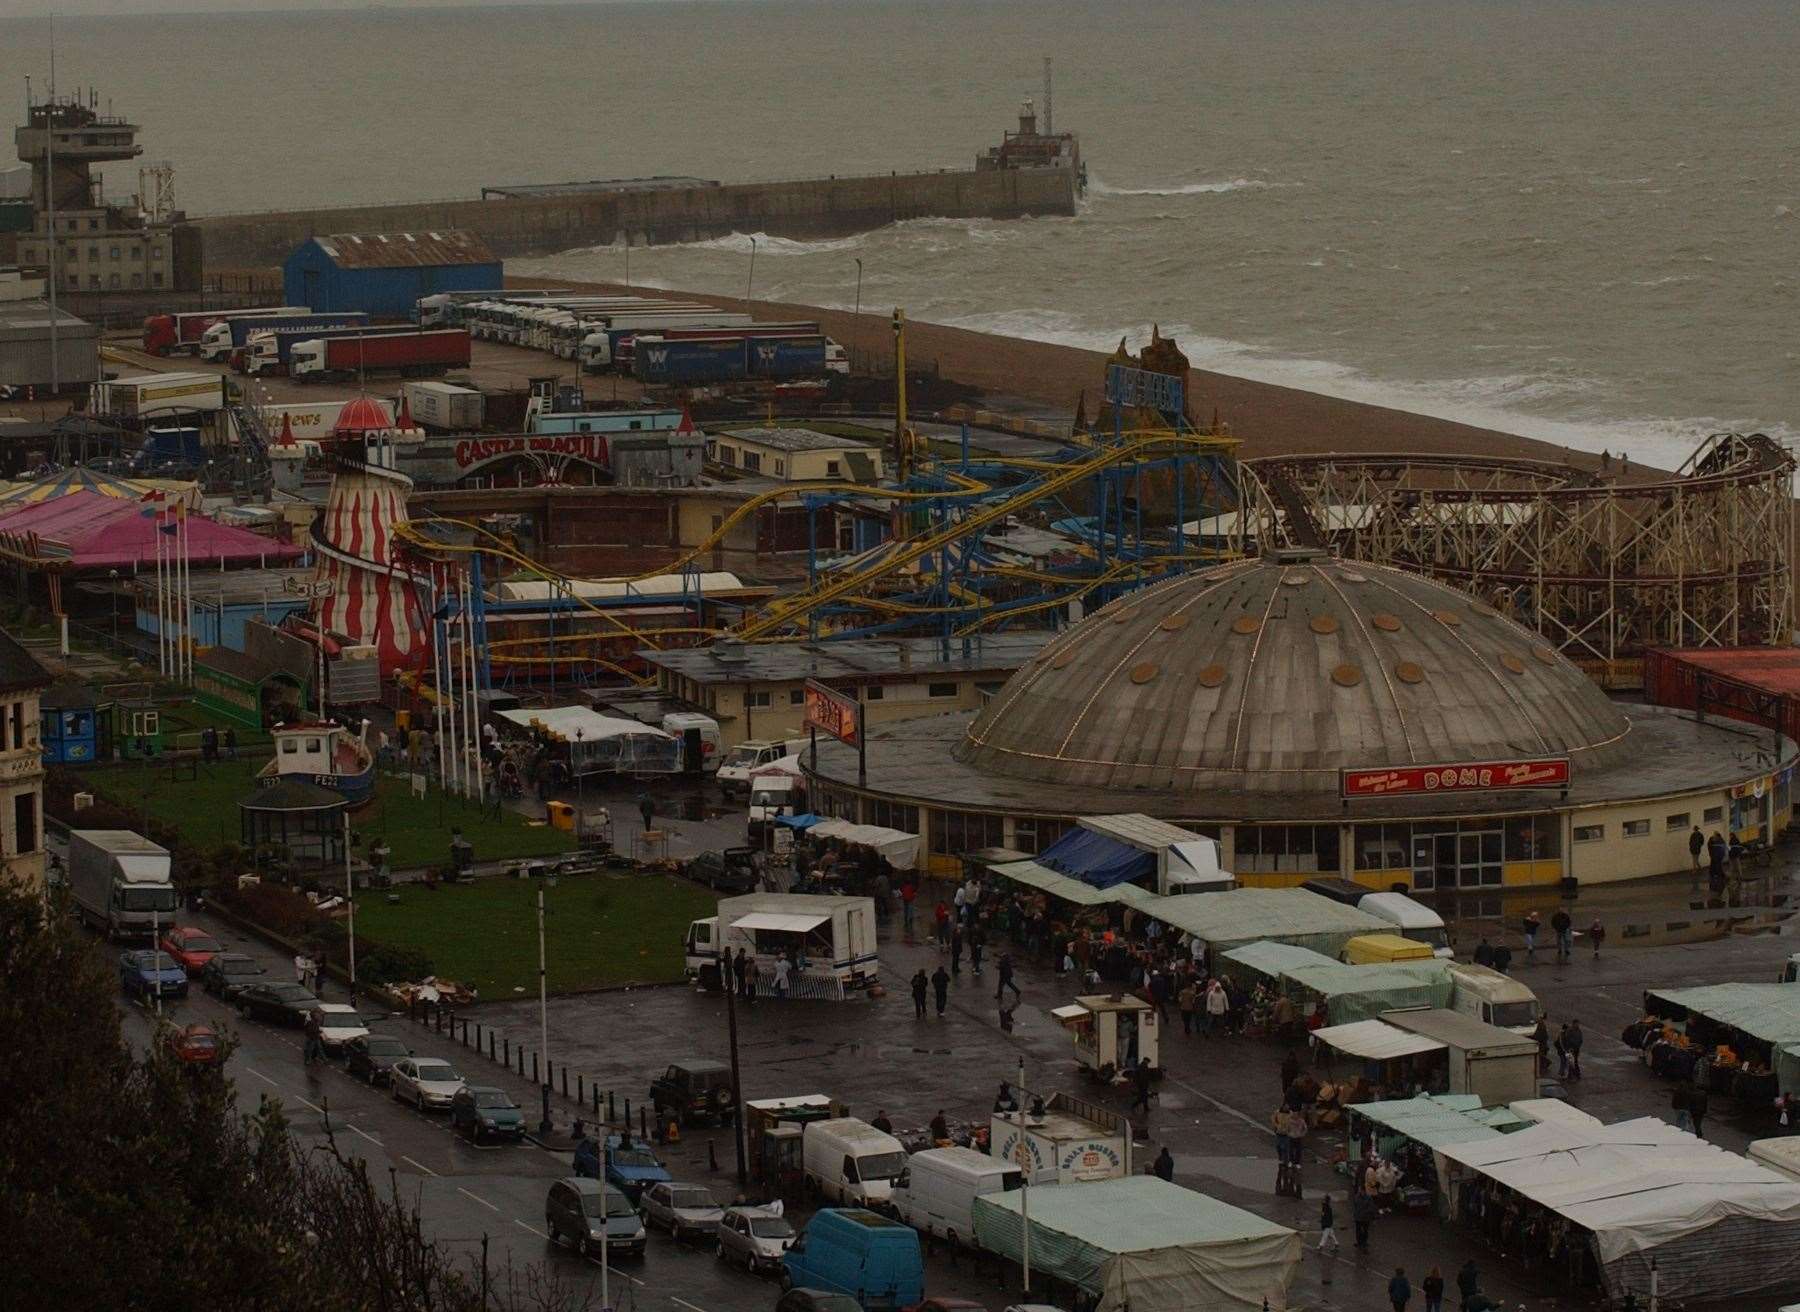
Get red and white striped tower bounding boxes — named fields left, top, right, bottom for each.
left=309, top=397, right=429, bottom=674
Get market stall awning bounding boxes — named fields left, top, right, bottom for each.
left=992, top=859, right=1160, bottom=908
left=806, top=818, right=919, bottom=871
left=1312, top=1019, right=1446, bottom=1061
left=1645, top=983, right=1800, bottom=1047
left=1152, top=888, right=1389, bottom=957
left=1038, top=825, right=1155, bottom=889
left=1218, top=941, right=1340, bottom=985
left=732, top=912, right=831, bottom=934
left=1349, top=1093, right=1534, bottom=1150
left=1281, top=961, right=1454, bottom=1025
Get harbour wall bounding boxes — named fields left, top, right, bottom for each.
left=195, top=168, right=1077, bottom=271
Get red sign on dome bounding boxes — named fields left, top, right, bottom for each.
left=1341, top=757, right=1570, bottom=798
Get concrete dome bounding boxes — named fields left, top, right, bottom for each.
left=956, top=552, right=1632, bottom=795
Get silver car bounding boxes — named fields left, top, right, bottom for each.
left=390, top=1057, right=465, bottom=1111
left=716, top=1204, right=795, bottom=1274
left=641, top=1181, right=723, bottom=1245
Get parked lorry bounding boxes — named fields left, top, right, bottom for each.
left=141, top=306, right=307, bottom=356
left=68, top=829, right=177, bottom=941
left=578, top=313, right=755, bottom=371
left=683, top=893, right=878, bottom=991
left=199, top=311, right=368, bottom=364
left=633, top=334, right=831, bottom=385
left=290, top=328, right=471, bottom=383
left=401, top=380, right=484, bottom=432
left=628, top=322, right=848, bottom=375
left=92, top=372, right=227, bottom=419
left=243, top=323, right=395, bottom=376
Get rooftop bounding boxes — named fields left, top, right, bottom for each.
left=0, top=628, right=51, bottom=693
left=639, top=634, right=1052, bottom=685
left=720, top=427, right=878, bottom=453
left=0, top=300, right=94, bottom=336
left=309, top=230, right=497, bottom=270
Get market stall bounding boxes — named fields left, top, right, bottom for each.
left=989, top=856, right=1162, bottom=910
left=1215, top=941, right=1339, bottom=990
left=1311, top=1019, right=1447, bottom=1098
left=1345, top=1093, right=1534, bottom=1213
left=1280, top=960, right=1453, bottom=1025
left=1153, top=888, right=1388, bottom=958
left=496, top=705, right=679, bottom=776
left=1636, top=982, right=1800, bottom=1105
left=971, top=1176, right=1301, bottom=1312
left=805, top=817, right=922, bottom=872
left=1438, top=1116, right=1800, bottom=1304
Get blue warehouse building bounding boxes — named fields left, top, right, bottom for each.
left=282, top=230, right=501, bottom=318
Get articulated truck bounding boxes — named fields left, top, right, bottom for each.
left=290, top=328, right=471, bottom=383
left=141, top=306, right=308, bottom=356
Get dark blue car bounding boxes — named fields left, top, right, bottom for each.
left=120, top=949, right=189, bottom=1001
left=573, top=1135, right=672, bottom=1203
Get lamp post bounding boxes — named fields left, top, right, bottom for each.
left=853, top=259, right=863, bottom=372
left=573, top=727, right=584, bottom=812
left=745, top=237, right=758, bottom=305
left=537, top=885, right=552, bottom=1135
left=108, top=567, right=119, bottom=651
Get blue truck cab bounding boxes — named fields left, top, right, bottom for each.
left=782, top=1208, right=924, bottom=1310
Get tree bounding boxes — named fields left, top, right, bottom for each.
left=0, top=884, right=591, bottom=1310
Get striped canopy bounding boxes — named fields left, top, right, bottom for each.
left=0, top=467, right=200, bottom=509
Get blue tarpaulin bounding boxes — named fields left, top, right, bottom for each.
left=1038, top=826, right=1155, bottom=890
left=775, top=813, right=821, bottom=830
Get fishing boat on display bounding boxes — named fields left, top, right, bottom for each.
left=257, top=720, right=377, bottom=805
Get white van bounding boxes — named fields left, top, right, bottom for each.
left=890, top=1146, right=1021, bottom=1248
left=1448, top=962, right=1542, bottom=1035
left=1357, top=891, right=1454, bottom=958
left=801, top=1117, right=908, bottom=1208
left=748, top=774, right=806, bottom=839
left=662, top=712, right=722, bottom=773
left=717, top=738, right=809, bottom=798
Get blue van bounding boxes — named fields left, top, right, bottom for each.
left=782, top=1208, right=924, bottom=1310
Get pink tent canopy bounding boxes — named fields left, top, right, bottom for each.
left=0, top=491, right=305, bottom=571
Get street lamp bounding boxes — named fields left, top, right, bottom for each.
left=573, top=727, right=584, bottom=811
left=745, top=236, right=758, bottom=305
left=853, top=259, right=864, bottom=372
left=108, top=567, right=119, bottom=650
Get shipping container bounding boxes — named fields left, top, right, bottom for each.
left=402, top=380, right=484, bottom=432
left=1644, top=647, right=1800, bottom=747
left=290, top=328, right=471, bottom=383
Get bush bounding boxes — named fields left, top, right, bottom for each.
left=357, top=942, right=435, bottom=989
left=215, top=881, right=327, bottom=941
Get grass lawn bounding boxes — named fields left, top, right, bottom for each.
left=87, top=756, right=577, bottom=869
left=351, top=872, right=718, bottom=995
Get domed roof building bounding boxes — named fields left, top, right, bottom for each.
left=806, top=552, right=1796, bottom=890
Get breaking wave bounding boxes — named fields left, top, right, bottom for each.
left=1089, top=175, right=1283, bottom=197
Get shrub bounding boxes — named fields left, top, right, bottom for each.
left=357, top=942, right=434, bottom=988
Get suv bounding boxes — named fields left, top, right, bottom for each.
left=545, top=1178, right=646, bottom=1260
left=686, top=848, right=761, bottom=894
left=650, top=1060, right=736, bottom=1127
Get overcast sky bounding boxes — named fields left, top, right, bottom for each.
left=4, top=0, right=665, bottom=17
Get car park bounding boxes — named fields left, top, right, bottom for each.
left=345, top=1033, right=411, bottom=1085
left=450, top=1086, right=525, bottom=1142
left=640, top=1181, right=723, bottom=1245
left=200, top=952, right=267, bottom=999
left=119, top=949, right=189, bottom=1001
left=159, top=926, right=224, bottom=977
left=717, top=1204, right=795, bottom=1274
left=161, top=1021, right=224, bottom=1067
left=544, top=1178, right=646, bottom=1260
left=235, top=981, right=321, bottom=1025
left=390, top=1057, right=465, bottom=1111
left=650, top=1059, right=737, bottom=1127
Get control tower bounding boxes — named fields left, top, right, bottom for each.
left=14, top=96, right=141, bottom=215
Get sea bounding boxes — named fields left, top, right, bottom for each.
left=4, top=0, right=1798, bottom=469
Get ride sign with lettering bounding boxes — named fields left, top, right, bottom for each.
left=803, top=679, right=862, bottom=748
left=1341, top=757, right=1570, bottom=798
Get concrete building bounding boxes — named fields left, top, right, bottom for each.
left=808, top=551, right=1796, bottom=881
left=0, top=629, right=51, bottom=895
left=0, top=299, right=99, bottom=391
left=282, top=230, right=501, bottom=318
left=708, top=427, right=885, bottom=483
left=638, top=633, right=1052, bottom=749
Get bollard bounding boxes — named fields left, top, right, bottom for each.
left=624, top=1097, right=631, bottom=1129
left=503, top=1037, right=510, bottom=1066
left=435, top=1007, right=443, bottom=1034
left=475, top=1022, right=482, bottom=1050
left=639, top=1104, right=647, bottom=1142
left=461, top=1019, right=469, bottom=1047
left=709, top=1140, right=718, bottom=1172
left=488, top=1031, right=495, bottom=1060
left=592, top=1085, right=600, bottom=1117
left=608, top=1091, right=616, bottom=1121
left=533, top=1053, right=540, bottom=1083
left=578, top=1074, right=584, bottom=1104
left=562, top=1067, right=569, bottom=1099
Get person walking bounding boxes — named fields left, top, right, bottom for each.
left=1152, top=1146, right=1174, bottom=1181
left=1708, top=830, right=1728, bottom=889
left=1522, top=910, right=1541, bottom=961
left=1178, top=977, right=1199, bottom=1036
left=1204, top=977, right=1228, bottom=1035
left=772, top=955, right=791, bottom=999
left=1550, top=907, right=1573, bottom=961
left=1129, top=1057, right=1154, bottom=1117
left=1671, top=1081, right=1691, bottom=1131
left=950, top=924, right=964, bottom=977
left=1422, top=1266, right=1446, bottom=1312
left=1352, top=1187, right=1375, bottom=1251
left=1589, top=918, right=1606, bottom=959
left=294, top=952, right=310, bottom=987
left=1689, top=1084, right=1709, bottom=1138
left=969, top=922, right=985, bottom=976
left=931, top=965, right=950, bottom=1018
left=995, top=951, right=1021, bottom=1005
left=900, top=880, right=916, bottom=935
left=930, top=1110, right=950, bottom=1142
left=934, top=900, right=950, bottom=947
left=911, top=969, right=928, bottom=1020
left=636, top=791, right=655, bottom=833
left=1388, top=1267, right=1412, bottom=1312
left=302, top=1007, right=324, bottom=1066
left=1456, top=1259, right=1480, bottom=1310
left=742, top=954, right=758, bottom=1006
left=1317, top=1194, right=1339, bottom=1255
left=1564, top=1018, right=1584, bottom=1079
left=1689, top=824, right=1706, bottom=873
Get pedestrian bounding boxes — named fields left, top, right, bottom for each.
left=1689, top=1084, right=1708, bottom=1138
left=911, top=969, right=928, bottom=1020
left=1473, top=936, right=1495, bottom=967
left=1671, top=1081, right=1691, bottom=1132
left=1280, top=1049, right=1301, bottom=1098
left=294, top=951, right=309, bottom=986
left=871, top=1109, right=893, bottom=1134
left=637, top=791, right=654, bottom=832
left=929, top=1109, right=950, bottom=1142
left=1317, top=1194, right=1339, bottom=1254
left=1531, top=1016, right=1549, bottom=1073
left=773, top=955, right=791, bottom=999
left=1423, top=1266, right=1445, bottom=1312
left=934, top=900, right=950, bottom=947
left=224, top=726, right=237, bottom=760
left=302, top=1007, right=324, bottom=1066
left=1283, top=1105, right=1308, bottom=1167
left=1456, top=1259, right=1480, bottom=1310
left=969, top=923, right=985, bottom=976
left=1522, top=910, right=1541, bottom=961
left=1554, top=1023, right=1570, bottom=1079
left=932, top=965, right=950, bottom=1017
left=1708, top=830, right=1728, bottom=888
left=201, top=726, right=217, bottom=763
left=1152, top=1146, right=1174, bottom=1181
left=1352, top=1188, right=1375, bottom=1250
left=995, top=951, right=1021, bottom=1004
left=1564, top=1018, right=1584, bottom=1079
left=950, top=924, right=964, bottom=976
left=1551, top=907, right=1573, bottom=961
left=900, top=880, right=916, bottom=935
left=1204, top=977, right=1228, bottom=1035
left=1178, top=978, right=1199, bottom=1036
left=1689, top=825, right=1706, bottom=873
left=1389, top=1267, right=1412, bottom=1311
left=1129, top=1057, right=1154, bottom=1117
left=1589, top=917, right=1606, bottom=959
left=1778, top=1091, right=1795, bottom=1134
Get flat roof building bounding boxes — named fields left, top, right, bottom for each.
left=0, top=299, right=98, bottom=390
left=709, top=427, right=885, bottom=484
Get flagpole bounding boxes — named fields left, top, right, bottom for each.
left=154, top=504, right=167, bottom=676
left=181, top=507, right=193, bottom=683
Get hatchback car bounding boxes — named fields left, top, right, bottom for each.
left=235, top=981, right=320, bottom=1026
left=641, top=1181, right=723, bottom=1245
left=160, top=926, right=224, bottom=977
left=544, top=1178, right=646, bottom=1260
left=313, top=1003, right=368, bottom=1055
left=200, top=952, right=267, bottom=999
left=162, top=1021, right=225, bottom=1067
left=120, top=949, right=189, bottom=1000
left=717, top=1205, right=795, bottom=1274
left=345, top=1033, right=411, bottom=1085
left=450, top=1086, right=525, bottom=1142
left=391, top=1057, right=465, bottom=1111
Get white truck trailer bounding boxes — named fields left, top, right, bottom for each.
left=684, top=893, right=878, bottom=992
left=67, top=829, right=176, bottom=941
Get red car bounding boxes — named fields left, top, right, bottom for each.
left=163, top=1022, right=225, bottom=1067
left=160, top=926, right=225, bottom=978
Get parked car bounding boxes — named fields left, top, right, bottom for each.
left=718, top=1205, right=795, bottom=1274
left=346, top=1033, right=411, bottom=1085
left=159, top=926, right=224, bottom=977
left=161, top=1021, right=224, bottom=1067
left=775, top=1292, right=865, bottom=1312
left=604, top=1137, right=673, bottom=1203
left=640, top=1181, right=723, bottom=1244
left=313, top=1002, right=368, bottom=1055
left=650, top=1059, right=736, bottom=1127
left=390, top=1057, right=465, bottom=1111
left=119, top=949, right=189, bottom=1000
left=544, top=1178, right=646, bottom=1260
left=200, top=951, right=267, bottom=999
left=686, top=847, right=761, bottom=894
left=450, top=1086, right=525, bottom=1142
left=235, top=981, right=320, bottom=1026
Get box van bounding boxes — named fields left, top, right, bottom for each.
left=748, top=775, right=806, bottom=840
left=718, top=738, right=809, bottom=797
left=802, top=1117, right=908, bottom=1208
left=1341, top=932, right=1436, bottom=965
left=890, top=1145, right=1021, bottom=1248
left=1358, top=891, right=1454, bottom=958
left=1448, top=962, right=1541, bottom=1035
left=1302, top=877, right=1373, bottom=908
left=662, top=711, right=721, bottom=773
left=782, top=1208, right=924, bottom=1310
